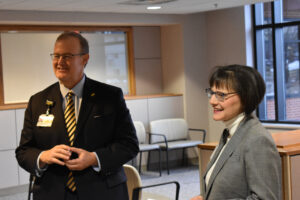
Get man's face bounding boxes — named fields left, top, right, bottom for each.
left=52, top=37, right=89, bottom=89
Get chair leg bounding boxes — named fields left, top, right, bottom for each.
left=182, top=148, right=185, bottom=166
left=139, top=152, right=142, bottom=173
left=147, top=151, right=151, bottom=171
left=131, top=156, right=136, bottom=167
left=166, top=150, right=170, bottom=175
left=158, top=149, right=162, bottom=176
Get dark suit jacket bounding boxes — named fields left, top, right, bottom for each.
left=202, top=117, right=282, bottom=200
left=16, top=77, right=139, bottom=200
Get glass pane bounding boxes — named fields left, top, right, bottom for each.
left=255, top=2, right=272, bottom=25
left=283, top=0, right=300, bottom=22
left=264, top=2, right=273, bottom=24
left=283, top=25, right=300, bottom=121
left=82, top=32, right=130, bottom=95
left=256, top=29, right=276, bottom=121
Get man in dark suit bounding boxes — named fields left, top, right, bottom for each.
left=15, top=32, right=139, bottom=200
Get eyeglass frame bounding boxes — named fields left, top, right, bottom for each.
left=205, top=88, right=237, bottom=102
left=50, top=53, right=85, bottom=61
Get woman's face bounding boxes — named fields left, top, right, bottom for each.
left=209, top=85, right=243, bottom=122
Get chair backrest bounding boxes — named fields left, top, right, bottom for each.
left=150, top=118, right=188, bottom=143
left=133, top=121, right=147, bottom=144
left=124, top=164, right=142, bottom=200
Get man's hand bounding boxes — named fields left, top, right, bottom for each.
left=65, top=147, right=98, bottom=171
left=190, top=196, right=203, bottom=200
left=39, top=144, right=72, bottom=167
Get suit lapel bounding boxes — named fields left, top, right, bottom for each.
left=205, top=120, right=250, bottom=198
left=75, top=78, right=97, bottom=140
left=47, top=83, right=69, bottom=144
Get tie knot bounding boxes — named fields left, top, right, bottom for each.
left=67, top=91, right=74, bottom=100
left=222, top=129, right=230, bottom=144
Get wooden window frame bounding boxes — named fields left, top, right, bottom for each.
left=0, top=25, right=136, bottom=110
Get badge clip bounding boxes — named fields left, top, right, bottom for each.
left=45, top=100, right=54, bottom=116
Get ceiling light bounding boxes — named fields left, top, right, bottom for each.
left=120, top=0, right=176, bottom=5
left=147, top=6, right=161, bottom=10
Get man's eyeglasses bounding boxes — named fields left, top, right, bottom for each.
left=50, top=53, right=84, bottom=61
left=205, top=88, right=237, bottom=102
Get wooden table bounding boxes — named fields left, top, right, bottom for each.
left=198, top=129, right=300, bottom=200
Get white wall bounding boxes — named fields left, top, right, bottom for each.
left=0, top=96, right=184, bottom=190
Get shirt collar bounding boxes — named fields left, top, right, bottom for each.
left=59, top=75, right=85, bottom=98
left=223, top=112, right=245, bottom=137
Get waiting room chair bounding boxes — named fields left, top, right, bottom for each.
left=149, top=118, right=206, bottom=174
left=133, top=121, right=162, bottom=176
left=28, top=174, right=35, bottom=200
left=124, top=164, right=180, bottom=200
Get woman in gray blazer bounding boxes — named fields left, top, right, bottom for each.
left=191, top=65, right=282, bottom=200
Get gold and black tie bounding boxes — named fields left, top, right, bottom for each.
left=65, top=91, right=76, bottom=192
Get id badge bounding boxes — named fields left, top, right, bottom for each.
left=37, top=114, right=54, bottom=127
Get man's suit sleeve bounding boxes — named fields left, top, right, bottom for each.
left=15, top=96, right=43, bottom=175
left=94, top=88, right=139, bottom=173
left=244, top=135, right=282, bottom=200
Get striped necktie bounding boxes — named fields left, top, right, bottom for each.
left=65, top=91, right=76, bottom=192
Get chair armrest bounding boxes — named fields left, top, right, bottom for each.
left=146, top=132, right=168, bottom=147
left=189, top=128, right=206, bottom=143
left=132, top=181, right=180, bottom=200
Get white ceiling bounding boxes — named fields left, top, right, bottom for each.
left=0, top=0, right=273, bottom=14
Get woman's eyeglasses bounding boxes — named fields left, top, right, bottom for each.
left=205, top=88, right=237, bottom=102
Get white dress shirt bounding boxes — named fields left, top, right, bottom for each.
left=36, top=75, right=101, bottom=176
left=205, top=112, right=245, bottom=186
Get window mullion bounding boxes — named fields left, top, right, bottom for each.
left=274, top=27, right=286, bottom=121
left=273, top=0, right=286, bottom=122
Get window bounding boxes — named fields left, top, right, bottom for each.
left=0, top=26, right=135, bottom=107
left=254, top=0, right=300, bottom=123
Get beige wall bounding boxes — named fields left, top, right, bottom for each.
left=181, top=13, right=210, bottom=138
left=161, top=24, right=185, bottom=95
left=133, top=26, right=163, bottom=95
left=205, top=6, right=250, bottom=142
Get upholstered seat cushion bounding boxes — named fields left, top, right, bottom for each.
left=150, top=118, right=188, bottom=143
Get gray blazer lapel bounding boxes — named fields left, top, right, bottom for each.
left=205, top=120, right=250, bottom=198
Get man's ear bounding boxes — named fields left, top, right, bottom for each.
left=82, top=54, right=89, bottom=67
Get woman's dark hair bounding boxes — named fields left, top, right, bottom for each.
left=209, top=64, right=266, bottom=118
left=56, top=31, right=89, bottom=54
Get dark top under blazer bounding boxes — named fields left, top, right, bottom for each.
left=16, top=77, right=139, bottom=200
left=203, top=117, right=282, bottom=200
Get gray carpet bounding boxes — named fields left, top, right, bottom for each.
left=0, top=165, right=200, bottom=200
left=140, top=165, right=200, bottom=200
